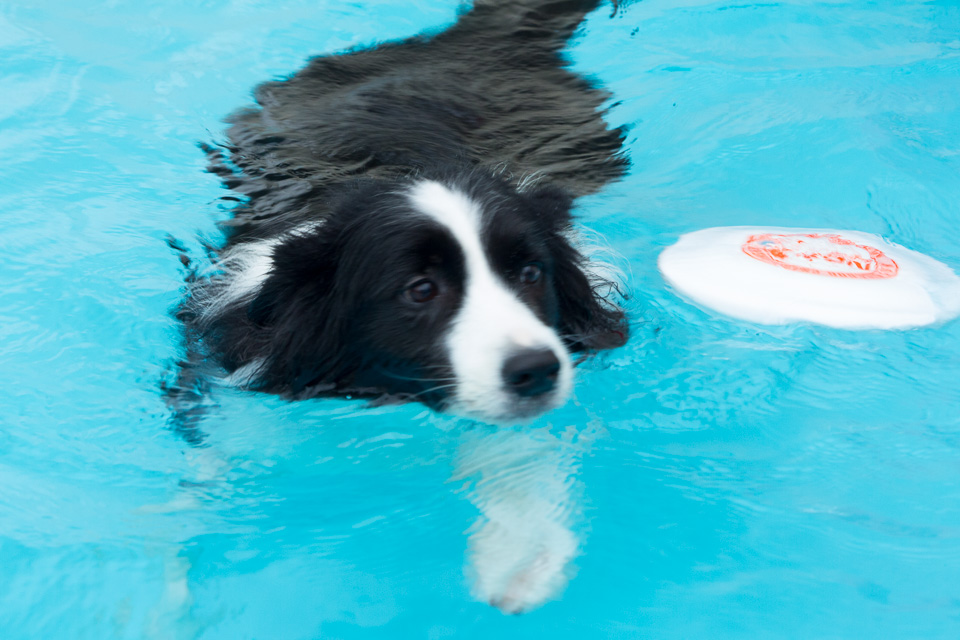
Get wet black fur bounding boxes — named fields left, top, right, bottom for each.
left=171, top=0, right=630, bottom=435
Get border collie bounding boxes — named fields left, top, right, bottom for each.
left=173, top=0, right=629, bottom=425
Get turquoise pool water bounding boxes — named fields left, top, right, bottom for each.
left=2, top=0, right=960, bottom=637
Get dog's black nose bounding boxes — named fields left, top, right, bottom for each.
left=502, top=348, right=560, bottom=398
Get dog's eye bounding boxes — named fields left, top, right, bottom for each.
left=519, top=262, right=543, bottom=284
left=404, top=278, right=439, bottom=303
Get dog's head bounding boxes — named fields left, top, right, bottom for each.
left=191, top=170, right=627, bottom=422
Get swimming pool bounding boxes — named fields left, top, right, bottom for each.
left=2, top=0, right=959, bottom=636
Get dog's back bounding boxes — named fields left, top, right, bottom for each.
left=208, top=0, right=626, bottom=241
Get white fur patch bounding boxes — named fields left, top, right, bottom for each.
left=206, top=238, right=279, bottom=316
left=222, top=358, right=267, bottom=388
left=197, top=222, right=323, bottom=325
left=407, top=180, right=572, bottom=422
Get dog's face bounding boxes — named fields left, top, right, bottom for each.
left=197, top=171, right=627, bottom=422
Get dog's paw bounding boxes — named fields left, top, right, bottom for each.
left=468, top=512, right=578, bottom=614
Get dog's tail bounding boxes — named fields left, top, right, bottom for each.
left=452, top=0, right=615, bottom=44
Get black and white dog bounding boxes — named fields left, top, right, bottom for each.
left=174, top=0, right=629, bottom=425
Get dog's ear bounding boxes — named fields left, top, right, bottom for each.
left=246, top=281, right=283, bottom=327
left=523, top=183, right=629, bottom=351
left=552, top=239, right=629, bottom=351
left=243, top=232, right=353, bottom=394
left=246, top=233, right=337, bottom=327
left=532, top=203, right=628, bottom=352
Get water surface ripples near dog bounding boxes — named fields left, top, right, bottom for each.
left=2, top=0, right=960, bottom=637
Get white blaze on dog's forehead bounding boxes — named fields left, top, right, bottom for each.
left=407, top=180, right=573, bottom=422
left=407, top=180, right=485, bottom=261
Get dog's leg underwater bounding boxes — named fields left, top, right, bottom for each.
left=454, top=427, right=587, bottom=614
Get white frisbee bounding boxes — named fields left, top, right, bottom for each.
left=658, top=226, right=960, bottom=329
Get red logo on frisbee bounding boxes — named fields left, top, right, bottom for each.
left=742, top=233, right=899, bottom=279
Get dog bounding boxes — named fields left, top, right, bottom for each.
left=165, top=0, right=633, bottom=614
left=171, top=0, right=630, bottom=426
